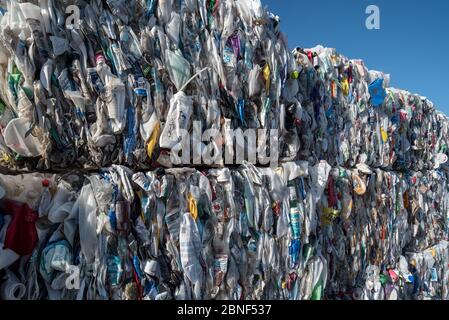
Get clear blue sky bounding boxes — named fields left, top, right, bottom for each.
left=262, top=0, right=449, bottom=115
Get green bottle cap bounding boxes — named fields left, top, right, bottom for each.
left=291, top=70, right=300, bottom=79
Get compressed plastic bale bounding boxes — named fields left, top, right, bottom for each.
left=0, top=160, right=447, bottom=300
left=0, top=0, right=292, bottom=172
left=283, top=45, right=449, bottom=173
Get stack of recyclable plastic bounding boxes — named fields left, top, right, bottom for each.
left=0, top=0, right=291, bottom=171
left=288, top=46, right=449, bottom=300
left=1, top=163, right=448, bottom=300
left=289, top=45, right=449, bottom=172
left=0, top=0, right=448, bottom=301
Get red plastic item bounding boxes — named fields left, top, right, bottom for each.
left=2, top=200, right=39, bottom=256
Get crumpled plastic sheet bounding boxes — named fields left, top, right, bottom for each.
left=0, top=0, right=292, bottom=171
left=1, top=162, right=448, bottom=300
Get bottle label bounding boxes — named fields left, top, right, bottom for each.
left=290, top=206, right=301, bottom=239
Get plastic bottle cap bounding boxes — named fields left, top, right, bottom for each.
left=291, top=70, right=300, bottom=79
left=95, top=53, right=106, bottom=65
left=42, top=179, right=50, bottom=187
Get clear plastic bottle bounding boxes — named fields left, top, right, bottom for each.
left=288, top=180, right=300, bottom=240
